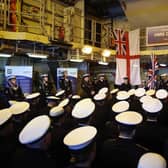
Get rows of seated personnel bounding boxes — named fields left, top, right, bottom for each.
left=0, top=74, right=168, bottom=168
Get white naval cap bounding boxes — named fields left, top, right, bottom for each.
left=116, top=91, right=130, bottom=100
left=8, top=100, right=18, bottom=106
left=24, top=93, right=29, bottom=97
left=110, top=88, right=119, bottom=94
left=112, top=101, right=129, bottom=113
left=145, top=89, right=156, bottom=96
left=98, top=73, right=105, bottom=77
left=72, top=95, right=81, bottom=99
left=76, top=98, right=92, bottom=103
left=155, top=89, right=168, bottom=99
left=115, top=111, right=143, bottom=125
left=0, top=108, right=12, bottom=126
left=46, top=96, right=60, bottom=100
left=160, top=73, right=168, bottom=77
left=137, top=152, right=167, bottom=168
left=128, top=89, right=135, bottom=96
left=40, top=74, right=48, bottom=78
left=25, top=92, right=40, bottom=100
left=63, top=126, right=97, bottom=150
left=117, top=91, right=127, bottom=96
left=55, top=90, right=65, bottom=97
left=58, top=98, right=69, bottom=108
left=9, top=101, right=30, bottom=115
left=7, top=75, right=16, bottom=80
left=19, top=115, right=51, bottom=144
left=139, top=95, right=153, bottom=103
left=49, top=106, right=64, bottom=117
left=134, top=88, right=146, bottom=97
left=142, top=98, right=163, bottom=113
left=72, top=98, right=95, bottom=119
left=98, top=87, right=108, bottom=94
left=93, top=93, right=106, bottom=101
left=82, top=73, right=90, bottom=78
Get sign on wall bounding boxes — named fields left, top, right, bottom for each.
left=56, top=68, right=78, bottom=94
left=5, top=66, right=33, bottom=94
left=146, top=25, right=168, bottom=46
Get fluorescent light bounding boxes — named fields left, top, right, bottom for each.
left=82, top=45, right=93, bottom=54
left=70, top=59, right=84, bottom=63
left=27, top=53, right=48, bottom=59
left=98, top=61, right=109, bottom=65
left=0, top=53, right=12, bottom=57
left=102, top=49, right=111, bottom=57
left=159, top=63, right=167, bottom=67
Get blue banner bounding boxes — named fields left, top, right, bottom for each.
left=146, top=25, right=168, bottom=46
left=56, top=68, right=78, bottom=94
left=5, top=66, right=33, bottom=94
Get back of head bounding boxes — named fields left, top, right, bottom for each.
left=19, top=115, right=51, bottom=150
left=137, top=152, right=167, bottom=168
left=115, top=111, right=143, bottom=139
left=142, top=98, right=163, bottom=122
left=123, top=76, right=129, bottom=83
left=0, top=108, right=13, bottom=136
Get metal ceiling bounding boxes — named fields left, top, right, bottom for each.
left=59, top=0, right=125, bottom=18
left=85, top=0, right=125, bottom=18
left=60, top=0, right=168, bottom=28
left=56, top=0, right=80, bottom=6
left=125, top=0, right=168, bottom=28
left=0, top=39, right=72, bottom=61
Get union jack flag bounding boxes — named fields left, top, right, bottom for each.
left=147, top=54, right=159, bottom=89
left=113, top=29, right=128, bottom=57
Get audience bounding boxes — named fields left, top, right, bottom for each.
left=0, top=72, right=167, bottom=168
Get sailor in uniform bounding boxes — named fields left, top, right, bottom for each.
left=94, top=74, right=109, bottom=93
left=49, top=105, right=71, bottom=167
left=159, top=73, right=168, bottom=90
left=81, top=73, right=95, bottom=98
left=10, top=115, right=57, bottom=168
left=38, top=74, right=53, bottom=97
left=71, top=98, right=95, bottom=127
left=156, top=89, right=168, bottom=126
left=130, top=88, right=146, bottom=115
left=9, top=101, right=30, bottom=135
left=0, top=108, right=16, bottom=167
left=137, top=152, right=167, bottom=168
left=98, top=111, right=148, bottom=168
left=135, top=97, right=168, bottom=154
left=0, top=91, right=10, bottom=109
left=4, top=75, right=24, bottom=101
left=63, top=126, right=97, bottom=168
left=59, top=70, right=73, bottom=97
left=119, top=76, right=132, bottom=91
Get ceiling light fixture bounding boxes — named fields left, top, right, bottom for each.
left=98, top=61, right=109, bottom=65
left=70, top=58, right=84, bottom=63
left=0, top=53, right=12, bottom=57
left=27, top=53, right=48, bottom=59
left=82, top=45, right=93, bottom=54
left=102, top=49, right=111, bottom=57
left=98, top=55, right=109, bottom=65
left=159, top=63, right=167, bottom=67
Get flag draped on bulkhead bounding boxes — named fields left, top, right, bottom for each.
left=113, top=29, right=141, bottom=86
